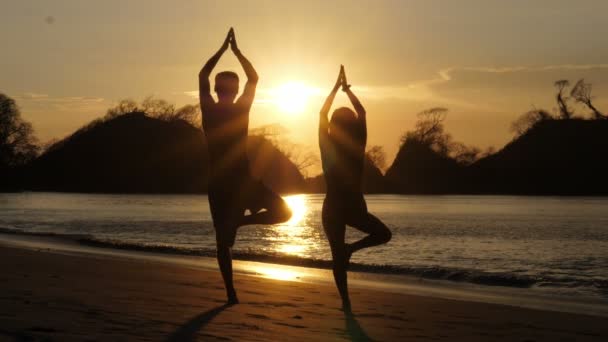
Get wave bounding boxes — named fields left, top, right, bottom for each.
left=50, top=237, right=549, bottom=288
left=0, top=227, right=95, bottom=240
left=1, top=228, right=606, bottom=292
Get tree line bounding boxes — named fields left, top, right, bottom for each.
left=1, top=78, right=606, bottom=180
left=511, top=79, right=606, bottom=137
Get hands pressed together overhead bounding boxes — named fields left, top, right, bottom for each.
left=220, top=27, right=240, bottom=54
left=220, top=27, right=353, bottom=93
left=334, top=65, right=352, bottom=92
left=321, top=64, right=363, bottom=122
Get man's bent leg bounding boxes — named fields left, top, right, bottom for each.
left=239, top=183, right=292, bottom=227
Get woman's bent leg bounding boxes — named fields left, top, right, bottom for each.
left=347, top=212, right=392, bottom=255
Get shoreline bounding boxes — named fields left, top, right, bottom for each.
left=5, top=190, right=608, bottom=197
left=1, top=233, right=607, bottom=319
left=0, top=240, right=607, bottom=341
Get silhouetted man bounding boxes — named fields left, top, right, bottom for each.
left=199, top=28, right=292, bottom=303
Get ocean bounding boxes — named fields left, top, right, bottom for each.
left=1, top=192, right=607, bottom=302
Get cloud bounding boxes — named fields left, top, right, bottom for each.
left=433, top=63, right=608, bottom=84
left=392, top=63, right=608, bottom=110
left=15, top=93, right=106, bottom=111
left=353, top=64, right=608, bottom=104
left=17, top=93, right=50, bottom=100
left=15, top=93, right=104, bottom=103
left=183, top=90, right=198, bottom=99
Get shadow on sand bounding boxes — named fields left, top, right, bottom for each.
left=165, top=303, right=233, bottom=342
left=345, top=312, right=373, bottom=342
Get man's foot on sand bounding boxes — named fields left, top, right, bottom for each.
left=341, top=300, right=353, bottom=315
left=227, top=289, right=239, bottom=304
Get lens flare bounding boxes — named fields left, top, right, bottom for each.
left=272, top=82, right=318, bottom=115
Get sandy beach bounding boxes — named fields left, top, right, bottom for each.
left=0, top=242, right=606, bottom=342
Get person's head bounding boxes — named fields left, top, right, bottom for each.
left=329, top=107, right=358, bottom=143
left=215, top=71, right=239, bottom=103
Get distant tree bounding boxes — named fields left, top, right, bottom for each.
left=251, top=123, right=318, bottom=176
left=0, top=94, right=39, bottom=167
left=105, top=99, right=139, bottom=119
left=249, top=124, right=288, bottom=141
left=570, top=79, right=606, bottom=120
left=41, top=138, right=60, bottom=153
left=511, top=109, right=553, bottom=137
left=554, top=80, right=573, bottom=119
left=105, top=97, right=201, bottom=127
left=366, top=145, right=387, bottom=172
left=410, top=107, right=447, bottom=144
left=450, top=142, right=481, bottom=165
left=402, top=107, right=452, bottom=156
left=280, top=143, right=318, bottom=176
left=141, top=96, right=176, bottom=119
left=481, top=146, right=496, bottom=158
left=399, top=107, right=491, bottom=166
left=172, top=104, right=202, bottom=128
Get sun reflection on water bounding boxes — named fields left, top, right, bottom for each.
left=270, top=195, right=318, bottom=258
left=277, top=244, right=307, bottom=255
left=283, top=195, right=307, bottom=227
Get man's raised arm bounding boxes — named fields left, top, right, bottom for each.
left=199, top=29, right=232, bottom=111
left=231, top=30, right=258, bottom=108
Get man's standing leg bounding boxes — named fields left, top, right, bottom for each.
left=216, top=227, right=238, bottom=304
left=209, top=190, right=240, bottom=304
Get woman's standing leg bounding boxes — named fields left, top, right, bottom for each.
left=322, top=199, right=351, bottom=312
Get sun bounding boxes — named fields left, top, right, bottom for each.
left=273, top=82, right=317, bottom=115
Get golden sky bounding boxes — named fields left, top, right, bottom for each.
left=2, top=0, right=608, bottom=168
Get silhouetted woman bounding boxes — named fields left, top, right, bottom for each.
left=319, top=65, right=392, bottom=312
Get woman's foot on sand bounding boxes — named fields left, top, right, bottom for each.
left=345, top=244, right=354, bottom=268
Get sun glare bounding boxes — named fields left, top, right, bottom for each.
left=270, top=195, right=318, bottom=258
left=272, top=82, right=317, bottom=115
left=283, top=195, right=307, bottom=226
left=252, top=266, right=301, bottom=281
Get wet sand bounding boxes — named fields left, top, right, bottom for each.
left=0, top=245, right=606, bottom=341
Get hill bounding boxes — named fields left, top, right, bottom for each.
left=472, top=119, right=608, bottom=195
left=385, top=138, right=464, bottom=194
left=25, top=113, right=305, bottom=194
left=386, top=119, right=608, bottom=195
left=19, top=114, right=608, bottom=196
